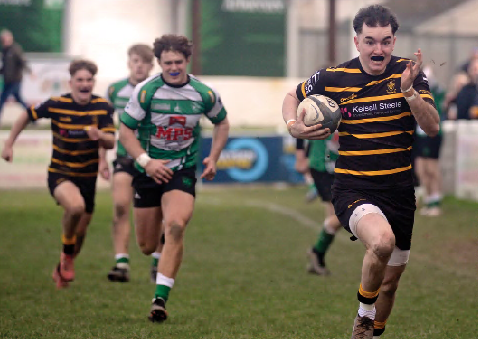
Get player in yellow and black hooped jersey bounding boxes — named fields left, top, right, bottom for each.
left=2, top=59, right=115, bottom=290
left=297, top=55, right=436, bottom=191
left=28, top=93, right=115, bottom=180
left=282, top=5, right=440, bottom=338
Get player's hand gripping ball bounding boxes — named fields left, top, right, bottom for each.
left=297, top=94, right=342, bottom=132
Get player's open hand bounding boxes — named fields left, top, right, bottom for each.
left=401, top=49, right=422, bottom=91
left=200, top=157, right=217, bottom=181
left=145, top=159, right=173, bottom=184
left=1, top=144, right=13, bottom=162
left=289, top=108, right=331, bottom=140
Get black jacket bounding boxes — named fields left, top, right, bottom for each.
left=456, top=83, right=478, bottom=120
left=1, top=42, right=29, bottom=84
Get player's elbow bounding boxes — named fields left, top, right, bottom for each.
left=102, top=140, right=115, bottom=149
left=100, top=136, right=115, bottom=149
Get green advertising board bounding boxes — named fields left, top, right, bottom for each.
left=0, top=0, right=64, bottom=53
left=200, top=0, right=286, bottom=77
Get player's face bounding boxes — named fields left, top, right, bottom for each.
left=128, top=53, right=153, bottom=85
left=1, top=33, right=12, bottom=46
left=158, top=51, right=189, bottom=85
left=468, top=59, right=478, bottom=82
left=354, top=24, right=396, bottom=75
left=69, top=69, right=95, bottom=105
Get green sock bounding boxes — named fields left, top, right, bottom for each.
left=314, top=228, right=335, bottom=254
left=152, top=257, right=159, bottom=267
left=116, top=256, right=129, bottom=265
left=155, top=284, right=171, bottom=302
left=427, top=200, right=441, bottom=208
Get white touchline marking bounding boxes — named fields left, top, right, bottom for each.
left=244, top=200, right=318, bottom=230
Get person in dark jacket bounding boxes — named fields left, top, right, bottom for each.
left=0, top=29, right=30, bottom=124
left=456, top=57, right=478, bottom=120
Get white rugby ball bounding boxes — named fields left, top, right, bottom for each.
left=297, top=94, right=341, bottom=132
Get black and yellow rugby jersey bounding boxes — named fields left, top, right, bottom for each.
left=297, top=56, right=436, bottom=190
left=27, top=93, right=115, bottom=178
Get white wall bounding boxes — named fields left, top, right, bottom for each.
left=199, top=76, right=301, bottom=128
left=66, top=0, right=178, bottom=81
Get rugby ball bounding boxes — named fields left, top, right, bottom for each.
left=297, top=94, right=341, bottom=132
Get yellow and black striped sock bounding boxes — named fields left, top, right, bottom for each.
left=373, top=319, right=387, bottom=337
left=62, top=234, right=77, bottom=255
left=357, top=283, right=380, bottom=304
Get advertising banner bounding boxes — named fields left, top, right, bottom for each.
left=0, top=0, right=64, bottom=53
left=200, top=135, right=302, bottom=184
left=199, top=0, right=286, bottom=76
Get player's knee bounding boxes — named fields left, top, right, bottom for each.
left=66, top=203, right=85, bottom=217
left=164, top=220, right=186, bottom=243
left=114, top=203, right=128, bottom=220
left=137, top=240, right=155, bottom=255
left=370, top=232, right=395, bottom=258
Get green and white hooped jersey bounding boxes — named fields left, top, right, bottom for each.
left=308, top=133, right=339, bottom=174
left=121, top=74, right=227, bottom=172
left=107, top=78, right=134, bottom=157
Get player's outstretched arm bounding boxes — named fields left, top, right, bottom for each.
left=201, top=117, right=230, bottom=180
left=1, top=110, right=30, bottom=162
left=282, top=88, right=331, bottom=140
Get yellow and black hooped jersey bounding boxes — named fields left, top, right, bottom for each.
left=297, top=56, right=436, bottom=190
left=27, top=93, right=115, bottom=178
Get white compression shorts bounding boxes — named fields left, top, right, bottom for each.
left=348, top=203, right=410, bottom=266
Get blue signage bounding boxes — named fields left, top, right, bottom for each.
left=200, top=135, right=303, bottom=184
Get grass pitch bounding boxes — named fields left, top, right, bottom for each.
left=0, top=186, right=477, bottom=338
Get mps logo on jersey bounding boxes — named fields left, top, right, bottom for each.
left=156, top=116, right=192, bottom=141
left=155, top=126, right=193, bottom=141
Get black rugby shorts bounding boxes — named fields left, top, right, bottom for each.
left=132, top=167, right=197, bottom=208
left=332, top=185, right=416, bottom=250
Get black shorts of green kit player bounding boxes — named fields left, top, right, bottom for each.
left=309, top=168, right=334, bottom=202
left=48, top=172, right=97, bottom=214
left=133, top=167, right=197, bottom=208
left=112, top=156, right=137, bottom=176
left=331, top=185, right=416, bottom=250
left=414, top=134, right=442, bottom=159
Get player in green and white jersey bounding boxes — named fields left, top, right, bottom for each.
left=119, top=34, right=230, bottom=323
left=100, top=45, right=155, bottom=283
left=296, top=133, right=342, bottom=275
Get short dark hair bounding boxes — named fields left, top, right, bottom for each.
left=69, top=59, right=98, bottom=77
left=128, top=44, right=154, bottom=63
left=153, top=34, right=193, bottom=60
left=353, top=5, right=399, bottom=35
